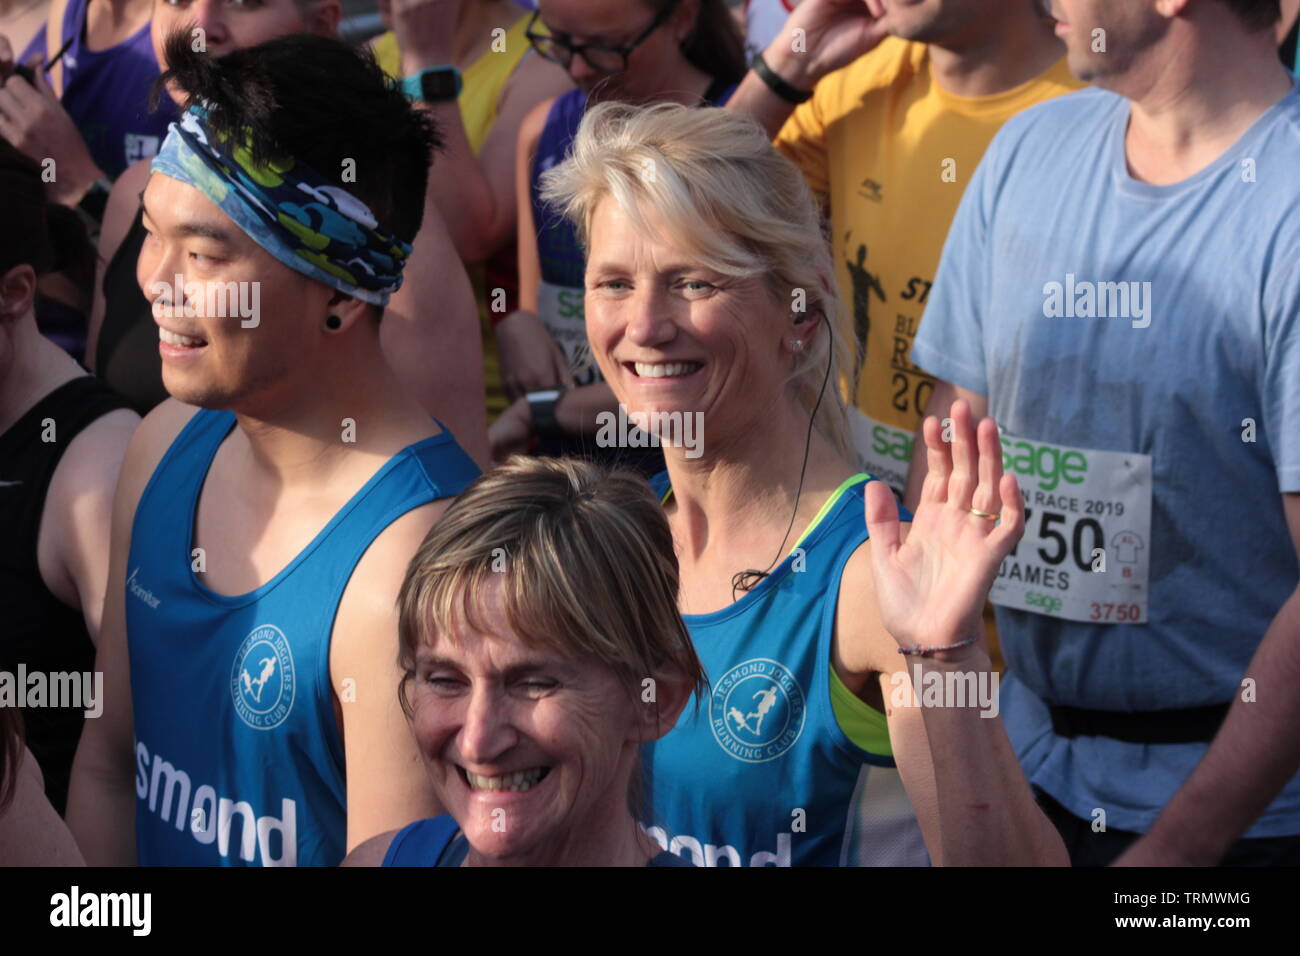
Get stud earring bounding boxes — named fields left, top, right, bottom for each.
left=790, top=338, right=804, bottom=353
left=324, top=314, right=342, bottom=331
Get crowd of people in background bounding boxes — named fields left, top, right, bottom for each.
left=1, top=0, right=1298, bottom=868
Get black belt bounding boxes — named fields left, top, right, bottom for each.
left=1049, top=702, right=1232, bottom=745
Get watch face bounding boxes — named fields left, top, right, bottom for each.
left=420, top=70, right=459, bottom=102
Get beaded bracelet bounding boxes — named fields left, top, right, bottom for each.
left=897, top=634, right=981, bottom=657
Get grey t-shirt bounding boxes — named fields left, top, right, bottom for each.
left=912, top=83, right=1300, bottom=836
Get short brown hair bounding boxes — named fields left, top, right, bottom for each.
left=397, top=456, right=706, bottom=719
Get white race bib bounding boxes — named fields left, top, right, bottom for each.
left=991, top=433, right=1151, bottom=624
left=848, top=408, right=913, bottom=494
left=536, top=281, right=601, bottom=386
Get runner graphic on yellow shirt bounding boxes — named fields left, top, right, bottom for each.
left=844, top=237, right=887, bottom=392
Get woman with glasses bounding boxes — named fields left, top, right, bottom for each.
left=488, top=0, right=746, bottom=469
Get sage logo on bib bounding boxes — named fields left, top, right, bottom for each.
left=710, top=658, right=806, bottom=763
left=231, top=625, right=295, bottom=730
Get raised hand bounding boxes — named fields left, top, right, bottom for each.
left=495, top=309, right=574, bottom=402
left=390, top=0, right=461, bottom=74
left=763, top=0, right=891, bottom=92
left=863, top=399, right=1024, bottom=652
left=0, top=62, right=103, bottom=205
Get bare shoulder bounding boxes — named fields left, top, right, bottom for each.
left=119, top=399, right=204, bottom=500
left=340, top=828, right=400, bottom=867
left=834, top=512, right=914, bottom=679
left=134, top=398, right=203, bottom=455
left=518, top=95, right=557, bottom=151
left=43, top=407, right=142, bottom=607
left=101, top=158, right=152, bottom=259
left=331, top=499, right=449, bottom=670
left=50, top=406, right=140, bottom=500
left=835, top=541, right=883, bottom=673
left=342, top=500, right=448, bottom=613
left=362, top=499, right=447, bottom=579
left=46, top=398, right=194, bottom=541
left=116, top=157, right=153, bottom=197
left=0, top=747, right=85, bottom=867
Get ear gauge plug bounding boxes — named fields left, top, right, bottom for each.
left=324, top=314, right=343, bottom=331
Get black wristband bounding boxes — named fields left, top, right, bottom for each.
left=750, top=51, right=813, bottom=105
left=77, top=177, right=111, bottom=224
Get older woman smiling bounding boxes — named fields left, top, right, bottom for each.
left=344, top=457, right=705, bottom=867
left=539, top=101, right=1069, bottom=866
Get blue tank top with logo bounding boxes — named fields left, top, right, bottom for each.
left=125, top=409, right=480, bottom=866
left=642, top=473, right=930, bottom=866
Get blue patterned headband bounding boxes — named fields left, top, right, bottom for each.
left=150, top=107, right=411, bottom=306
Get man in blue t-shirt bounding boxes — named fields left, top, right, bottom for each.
left=908, top=0, right=1300, bottom=865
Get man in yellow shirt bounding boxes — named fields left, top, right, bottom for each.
left=730, top=0, right=1081, bottom=491
left=728, top=0, right=1081, bottom=672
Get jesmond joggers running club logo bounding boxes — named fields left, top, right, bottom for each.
left=231, top=625, right=295, bottom=730
left=710, top=658, right=806, bottom=763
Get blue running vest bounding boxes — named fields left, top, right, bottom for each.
left=126, top=410, right=480, bottom=866
left=643, top=473, right=930, bottom=866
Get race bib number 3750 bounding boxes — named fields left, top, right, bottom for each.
left=991, top=433, right=1151, bottom=624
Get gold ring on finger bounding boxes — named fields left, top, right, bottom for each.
left=967, top=507, right=998, bottom=521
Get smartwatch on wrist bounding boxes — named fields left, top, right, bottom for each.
left=526, top=387, right=568, bottom=440
left=400, top=66, right=463, bottom=103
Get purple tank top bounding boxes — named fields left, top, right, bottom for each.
left=19, top=0, right=174, bottom=180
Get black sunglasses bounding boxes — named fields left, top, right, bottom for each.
left=525, top=0, right=681, bottom=77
